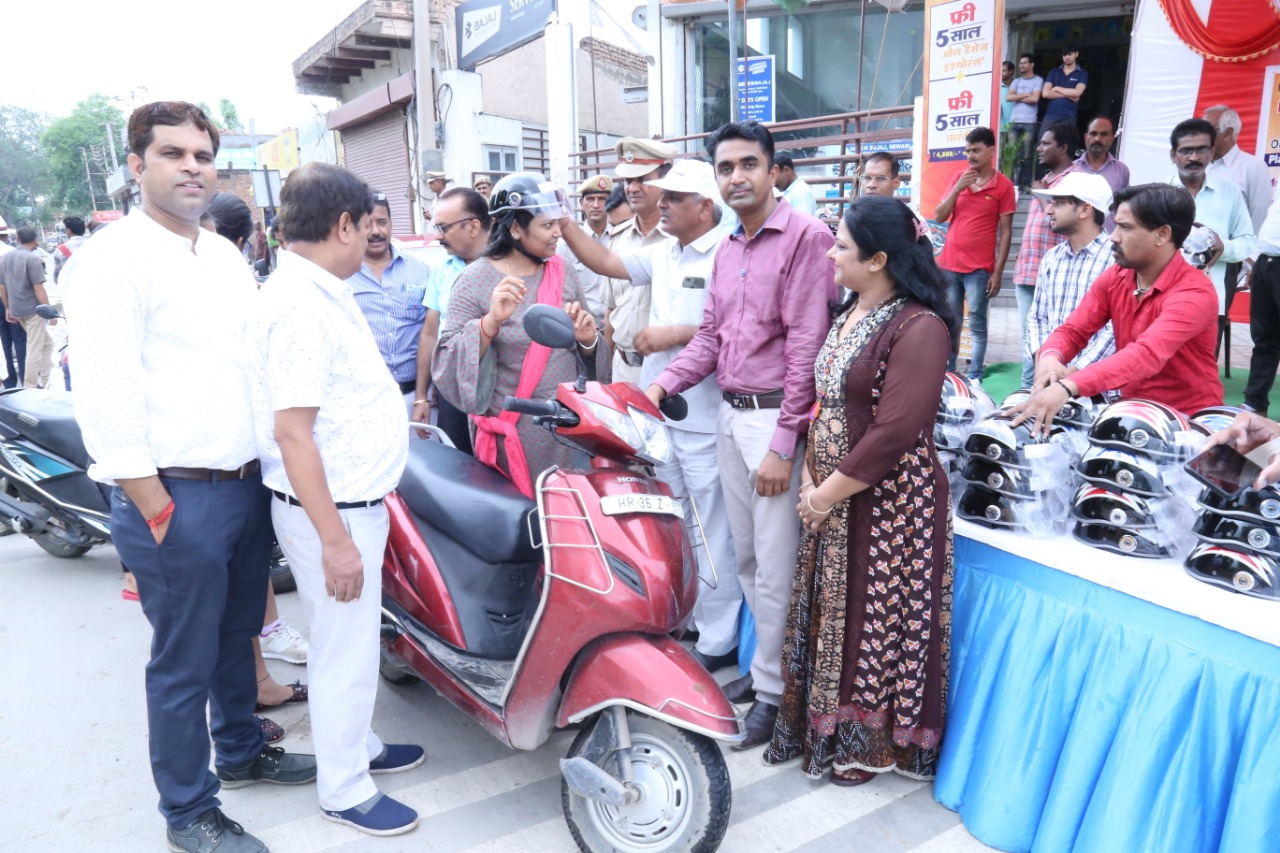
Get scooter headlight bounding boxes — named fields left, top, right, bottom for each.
left=628, top=407, right=673, bottom=465
left=584, top=400, right=643, bottom=451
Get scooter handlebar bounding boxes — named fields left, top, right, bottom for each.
left=503, top=397, right=560, bottom=417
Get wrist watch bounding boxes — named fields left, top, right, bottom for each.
left=775, top=451, right=794, bottom=462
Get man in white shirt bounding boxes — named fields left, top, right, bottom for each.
left=557, top=159, right=743, bottom=675
left=774, top=153, right=818, bottom=216
left=1203, top=105, right=1274, bottom=312
left=1243, top=194, right=1280, bottom=415
left=63, top=101, right=316, bottom=853
left=257, top=163, right=423, bottom=837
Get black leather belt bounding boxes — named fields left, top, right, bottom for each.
left=157, top=461, right=260, bottom=481
left=271, top=489, right=384, bottom=510
left=617, top=349, right=644, bottom=367
left=397, top=378, right=417, bottom=395
left=722, top=390, right=785, bottom=410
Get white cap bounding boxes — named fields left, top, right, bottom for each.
left=647, top=159, right=720, bottom=201
left=1031, top=171, right=1113, bottom=216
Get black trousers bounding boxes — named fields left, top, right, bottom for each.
left=436, top=393, right=474, bottom=456
left=1244, top=255, right=1280, bottom=415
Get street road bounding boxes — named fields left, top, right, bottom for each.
left=0, top=533, right=996, bottom=853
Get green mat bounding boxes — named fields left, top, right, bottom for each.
left=977, top=362, right=1253, bottom=410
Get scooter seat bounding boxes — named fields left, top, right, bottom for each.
left=398, top=440, right=539, bottom=565
left=0, top=390, right=89, bottom=469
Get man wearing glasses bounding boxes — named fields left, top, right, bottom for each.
left=857, top=152, right=902, bottom=198
left=1166, top=118, right=1256, bottom=317
left=347, top=192, right=434, bottom=426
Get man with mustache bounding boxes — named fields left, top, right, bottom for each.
left=1165, top=118, right=1256, bottom=318
left=348, top=192, right=433, bottom=424
left=1073, top=116, right=1129, bottom=231
left=935, top=126, right=1017, bottom=382
left=1011, top=183, right=1223, bottom=433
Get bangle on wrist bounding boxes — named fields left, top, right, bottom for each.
left=1055, top=379, right=1075, bottom=397
left=480, top=314, right=498, bottom=339
left=805, top=492, right=833, bottom=516
left=579, top=334, right=599, bottom=352
left=146, top=500, right=175, bottom=532
left=413, top=399, right=430, bottom=405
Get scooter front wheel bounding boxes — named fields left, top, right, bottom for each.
left=562, top=711, right=731, bottom=853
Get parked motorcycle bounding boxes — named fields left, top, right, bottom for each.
left=0, top=305, right=294, bottom=590
left=379, top=304, right=741, bottom=852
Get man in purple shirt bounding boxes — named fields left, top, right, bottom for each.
left=645, top=121, right=837, bottom=750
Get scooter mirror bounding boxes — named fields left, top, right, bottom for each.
left=35, top=304, right=63, bottom=320
left=523, top=303, right=578, bottom=350
left=660, top=393, right=688, bottom=422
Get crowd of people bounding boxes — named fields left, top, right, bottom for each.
left=9, top=85, right=1280, bottom=853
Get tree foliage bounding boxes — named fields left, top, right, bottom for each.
left=218, top=98, right=243, bottom=133
left=0, top=105, right=50, bottom=227
left=41, top=94, right=126, bottom=215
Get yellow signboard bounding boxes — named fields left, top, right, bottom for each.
left=257, top=129, right=300, bottom=174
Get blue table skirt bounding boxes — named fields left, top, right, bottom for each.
left=934, top=535, right=1280, bottom=853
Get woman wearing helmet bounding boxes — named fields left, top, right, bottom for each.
left=433, top=173, right=610, bottom=487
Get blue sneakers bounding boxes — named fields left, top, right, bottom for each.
left=369, top=743, right=426, bottom=774
left=322, top=792, right=419, bottom=836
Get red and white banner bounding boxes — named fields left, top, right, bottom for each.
left=1121, top=0, right=1280, bottom=186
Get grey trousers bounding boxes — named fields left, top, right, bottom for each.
left=715, top=403, right=803, bottom=706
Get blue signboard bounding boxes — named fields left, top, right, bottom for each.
left=736, top=55, right=776, bottom=124
left=457, top=0, right=556, bottom=72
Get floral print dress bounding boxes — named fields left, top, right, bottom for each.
left=764, top=298, right=954, bottom=780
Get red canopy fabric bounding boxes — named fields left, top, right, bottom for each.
left=1157, top=0, right=1280, bottom=62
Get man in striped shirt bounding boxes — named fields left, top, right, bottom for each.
left=348, top=192, right=433, bottom=420
left=1025, top=172, right=1117, bottom=373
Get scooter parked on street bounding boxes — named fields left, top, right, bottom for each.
left=380, top=304, right=741, bottom=852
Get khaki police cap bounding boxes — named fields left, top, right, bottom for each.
left=614, top=138, right=678, bottom=179
left=577, top=175, right=614, bottom=196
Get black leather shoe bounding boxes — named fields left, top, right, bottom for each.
left=721, top=672, right=755, bottom=704
left=734, top=699, right=778, bottom=751
left=689, top=646, right=738, bottom=673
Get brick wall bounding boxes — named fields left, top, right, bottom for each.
left=216, top=169, right=271, bottom=227
left=580, top=36, right=649, bottom=78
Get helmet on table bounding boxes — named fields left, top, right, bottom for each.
left=1087, top=399, right=1192, bottom=463
left=960, top=455, right=1036, bottom=500
left=1196, top=485, right=1280, bottom=524
left=956, top=485, right=1025, bottom=528
left=1190, top=406, right=1244, bottom=436
left=964, top=413, right=1064, bottom=471
left=1075, top=445, right=1168, bottom=499
left=937, top=372, right=995, bottom=450
left=489, top=172, right=572, bottom=218
left=1184, top=542, right=1280, bottom=599
left=1071, top=483, right=1159, bottom=528
left=1193, top=510, right=1280, bottom=558
left=1072, top=521, right=1170, bottom=558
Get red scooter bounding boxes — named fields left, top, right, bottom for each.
left=380, top=305, right=742, bottom=852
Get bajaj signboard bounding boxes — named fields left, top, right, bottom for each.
left=457, top=0, right=556, bottom=72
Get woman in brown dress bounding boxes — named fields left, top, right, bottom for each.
left=433, top=173, right=610, bottom=484
left=763, top=195, right=956, bottom=786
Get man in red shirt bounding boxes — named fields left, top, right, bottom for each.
left=1012, top=183, right=1223, bottom=432
left=934, top=127, right=1017, bottom=381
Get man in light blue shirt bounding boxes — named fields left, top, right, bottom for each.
left=348, top=192, right=432, bottom=410
left=412, top=186, right=491, bottom=453
left=1167, top=118, right=1257, bottom=314
left=1006, top=53, right=1044, bottom=188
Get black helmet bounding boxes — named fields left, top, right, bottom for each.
left=1185, top=542, right=1280, bottom=598
left=1073, top=521, right=1170, bottom=558
left=956, top=485, right=1025, bottom=528
left=489, top=172, right=571, bottom=217
left=1193, top=510, right=1280, bottom=557
left=1196, top=485, right=1280, bottom=523
left=960, top=455, right=1037, bottom=499
left=1075, top=446, right=1168, bottom=499
left=1071, top=483, right=1159, bottom=528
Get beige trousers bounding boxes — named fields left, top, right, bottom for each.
left=19, top=314, right=52, bottom=389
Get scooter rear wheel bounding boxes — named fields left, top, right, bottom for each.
left=33, top=529, right=92, bottom=558
left=562, top=711, right=731, bottom=853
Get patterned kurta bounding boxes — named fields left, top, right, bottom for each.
left=763, top=299, right=954, bottom=780
left=432, top=257, right=611, bottom=480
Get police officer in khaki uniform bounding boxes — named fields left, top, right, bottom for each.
left=557, top=175, right=616, bottom=324
left=608, top=138, right=677, bottom=384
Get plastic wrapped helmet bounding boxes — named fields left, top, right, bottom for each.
left=1075, top=445, right=1168, bottom=498
left=1000, top=389, right=1033, bottom=410
left=1071, top=483, right=1159, bottom=528
left=489, top=172, right=572, bottom=218
left=1192, top=511, right=1280, bottom=557
left=1190, top=406, right=1244, bottom=435
left=1196, top=485, right=1280, bottom=523
left=964, top=413, right=1065, bottom=470
left=1057, top=396, right=1107, bottom=431
left=956, top=484, right=1025, bottom=528
left=960, top=455, right=1036, bottom=499
left=1086, top=399, right=1192, bottom=462
left=1184, top=542, right=1280, bottom=598
left=1073, top=521, right=1170, bottom=558
left=936, top=372, right=995, bottom=450
left=1181, top=224, right=1218, bottom=270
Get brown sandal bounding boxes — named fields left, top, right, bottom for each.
left=830, top=767, right=876, bottom=787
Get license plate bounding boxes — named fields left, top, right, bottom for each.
left=600, top=493, right=684, bottom=518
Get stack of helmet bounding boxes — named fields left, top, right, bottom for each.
left=1071, top=399, right=1198, bottom=558
left=935, top=372, right=995, bottom=478
left=1184, top=405, right=1280, bottom=599
left=955, top=406, right=1071, bottom=535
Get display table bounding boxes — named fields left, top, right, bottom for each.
left=934, top=520, right=1280, bottom=853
